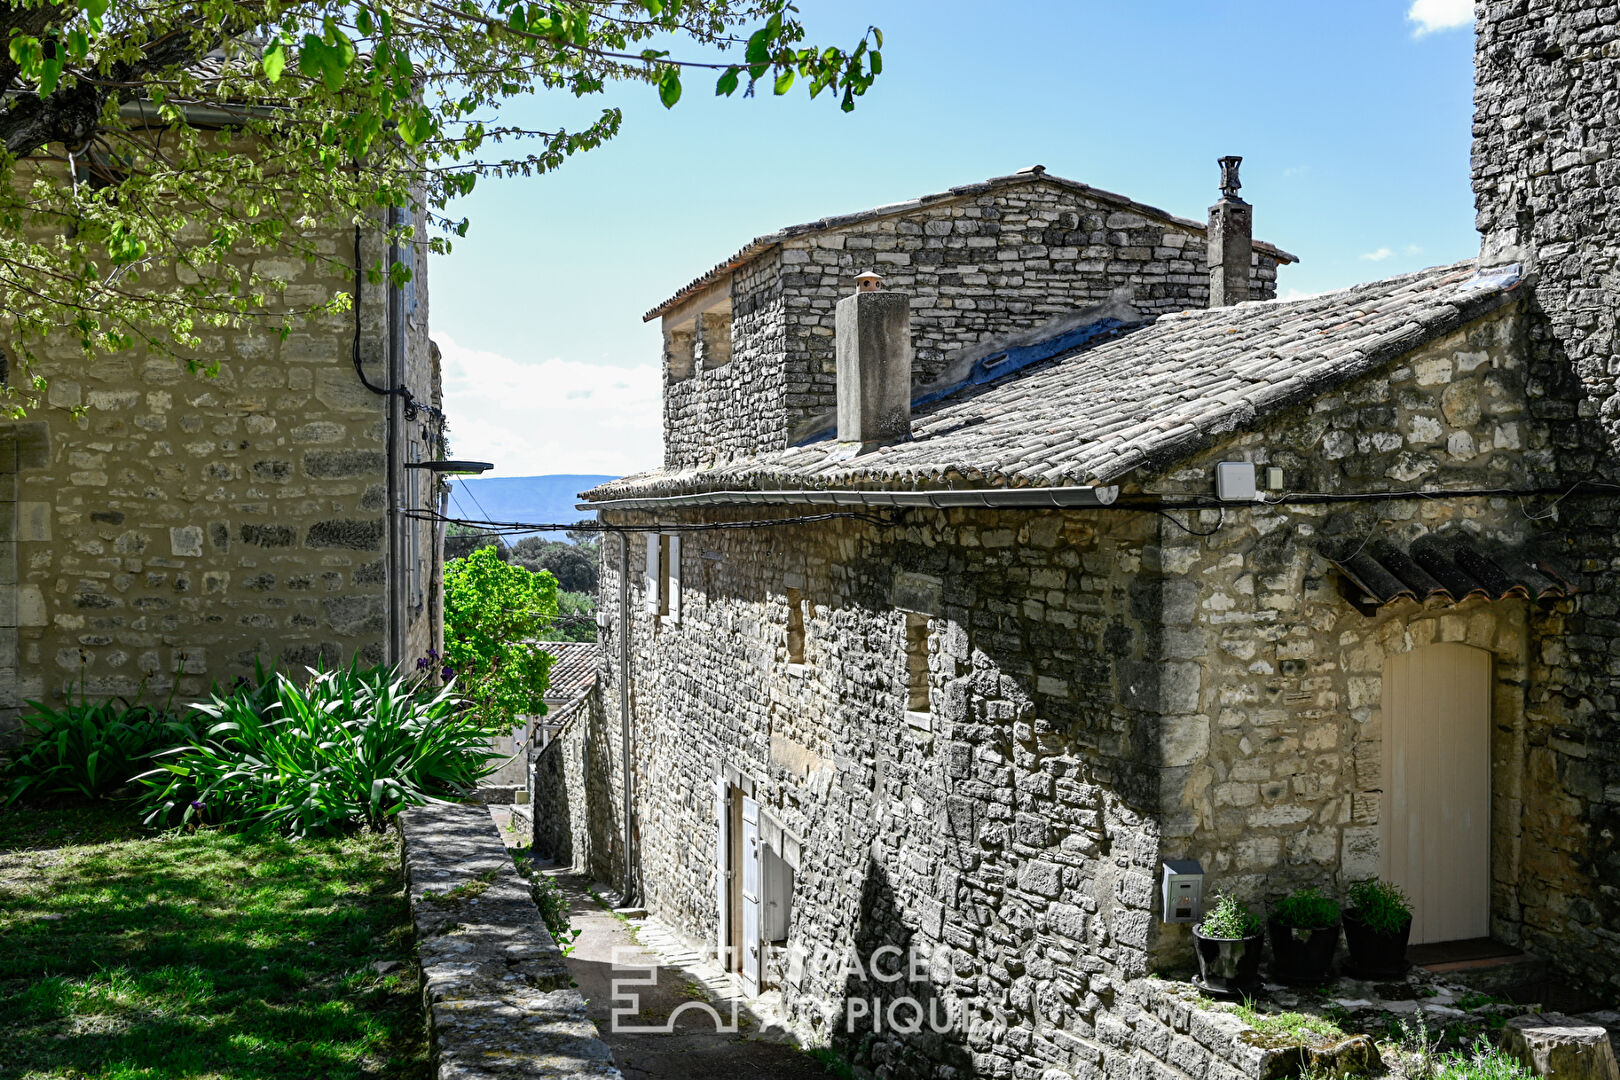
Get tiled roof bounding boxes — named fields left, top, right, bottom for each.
left=643, top=167, right=1300, bottom=321
left=587, top=261, right=1525, bottom=502
left=543, top=641, right=597, bottom=701
left=1323, top=533, right=1574, bottom=613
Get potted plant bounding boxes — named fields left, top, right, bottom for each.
left=1192, top=894, right=1264, bottom=997
left=1267, top=886, right=1341, bottom=984
left=1342, top=879, right=1412, bottom=978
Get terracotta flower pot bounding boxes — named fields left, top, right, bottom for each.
left=1192, top=928, right=1264, bottom=997
left=1267, top=918, right=1340, bottom=985
left=1342, top=908, right=1411, bottom=978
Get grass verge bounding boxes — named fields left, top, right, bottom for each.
left=0, top=804, right=428, bottom=1079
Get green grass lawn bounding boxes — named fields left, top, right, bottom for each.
left=0, top=805, right=429, bottom=1080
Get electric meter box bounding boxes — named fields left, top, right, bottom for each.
left=1215, top=461, right=1259, bottom=502
left=1161, top=859, right=1204, bottom=924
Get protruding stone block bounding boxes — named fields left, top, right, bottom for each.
left=1502, top=1014, right=1620, bottom=1080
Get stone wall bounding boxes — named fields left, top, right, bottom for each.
left=399, top=803, right=621, bottom=1079
left=662, top=177, right=1287, bottom=470
left=1138, top=304, right=1583, bottom=969
left=0, top=199, right=440, bottom=732
left=566, top=297, right=1620, bottom=1074
left=587, top=502, right=1181, bottom=1076
left=1473, top=0, right=1620, bottom=992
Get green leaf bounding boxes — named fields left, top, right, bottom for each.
left=658, top=68, right=681, bottom=108
left=261, top=41, right=286, bottom=83
left=78, top=0, right=108, bottom=31
left=870, top=50, right=882, bottom=75
left=773, top=68, right=794, bottom=95
left=715, top=66, right=740, bottom=96
left=744, top=27, right=771, bottom=68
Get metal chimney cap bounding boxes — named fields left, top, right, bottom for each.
left=1217, top=156, right=1243, bottom=199
left=854, top=271, right=883, bottom=293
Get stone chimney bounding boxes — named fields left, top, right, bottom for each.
left=835, top=272, right=912, bottom=448
left=1207, top=156, right=1252, bottom=307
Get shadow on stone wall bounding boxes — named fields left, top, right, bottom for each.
left=531, top=737, right=574, bottom=865
left=832, top=854, right=976, bottom=1078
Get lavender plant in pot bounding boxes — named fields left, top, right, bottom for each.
left=1192, top=894, right=1264, bottom=997
left=1342, top=879, right=1412, bottom=978
left=1267, top=886, right=1341, bottom=985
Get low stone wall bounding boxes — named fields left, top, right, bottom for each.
left=398, top=803, right=621, bottom=1079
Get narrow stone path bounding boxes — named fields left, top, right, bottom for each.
left=551, top=873, right=835, bottom=1080
left=485, top=807, right=835, bottom=1080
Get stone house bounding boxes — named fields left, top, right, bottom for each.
left=541, top=4, right=1620, bottom=1076
left=0, top=131, right=443, bottom=739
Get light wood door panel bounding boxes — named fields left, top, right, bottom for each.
left=1382, top=641, right=1492, bottom=945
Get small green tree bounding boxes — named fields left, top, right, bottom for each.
left=443, top=545, right=556, bottom=724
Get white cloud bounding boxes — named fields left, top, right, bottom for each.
left=1408, top=0, right=1473, bottom=36
left=436, top=333, right=662, bottom=478
left=1360, top=247, right=1395, bottom=262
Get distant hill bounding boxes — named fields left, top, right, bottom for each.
left=445, top=474, right=615, bottom=538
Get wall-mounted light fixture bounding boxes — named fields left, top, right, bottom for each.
left=405, top=460, right=494, bottom=476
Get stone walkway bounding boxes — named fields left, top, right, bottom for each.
left=487, top=808, right=834, bottom=1080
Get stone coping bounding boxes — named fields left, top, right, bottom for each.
left=399, top=803, right=622, bottom=1079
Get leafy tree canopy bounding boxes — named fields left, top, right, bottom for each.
left=443, top=544, right=556, bottom=722
left=0, top=0, right=882, bottom=403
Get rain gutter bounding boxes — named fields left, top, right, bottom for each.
left=579, top=485, right=1120, bottom=513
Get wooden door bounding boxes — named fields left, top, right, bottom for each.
left=1382, top=642, right=1492, bottom=945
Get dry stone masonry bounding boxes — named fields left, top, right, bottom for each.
left=656, top=170, right=1294, bottom=471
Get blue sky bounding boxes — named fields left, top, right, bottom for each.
left=430, top=0, right=1477, bottom=479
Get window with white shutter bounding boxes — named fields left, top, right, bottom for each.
left=644, top=534, right=660, bottom=614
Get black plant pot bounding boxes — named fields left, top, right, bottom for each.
left=1342, top=908, right=1411, bottom=978
left=1267, top=918, right=1340, bottom=985
left=1192, top=929, right=1264, bottom=997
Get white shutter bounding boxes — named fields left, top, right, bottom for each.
left=716, top=778, right=730, bottom=970
left=668, top=535, right=682, bottom=624
left=740, top=794, right=763, bottom=997
left=644, top=534, right=659, bottom=614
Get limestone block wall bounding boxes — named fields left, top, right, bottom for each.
left=664, top=253, right=786, bottom=469
left=1, top=212, right=439, bottom=726
left=1474, top=0, right=1620, bottom=993
left=663, top=178, right=1287, bottom=469
left=590, top=504, right=1187, bottom=1077
left=1141, top=305, right=1585, bottom=968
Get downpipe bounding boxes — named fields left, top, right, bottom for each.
left=617, top=529, right=637, bottom=907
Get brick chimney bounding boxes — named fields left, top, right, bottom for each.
left=835, top=272, right=912, bottom=448
left=1207, top=156, right=1252, bottom=307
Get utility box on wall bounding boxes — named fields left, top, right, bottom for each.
left=1161, top=859, right=1204, bottom=923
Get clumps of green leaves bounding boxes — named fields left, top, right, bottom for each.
left=1225, top=1001, right=1349, bottom=1045
left=444, top=545, right=558, bottom=724
left=139, top=660, right=497, bottom=836
left=529, top=871, right=582, bottom=956
left=1271, top=886, right=1341, bottom=931
left=1346, top=878, right=1412, bottom=934
left=1198, top=894, right=1262, bottom=939
left=1393, top=1018, right=1533, bottom=1080
left=0, top=697, right=179, bottom=806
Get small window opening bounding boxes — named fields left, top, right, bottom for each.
left=698, top=310, right=733, bottom=370
left=905, top=612, right=931, bottom=714
left=658, top=534, right=673, bottom=620
left=763, top=842, right=795, bottom=944
left=665, top=322, right=696, bottom=382
left=786, top=588, right=806, bottom=665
